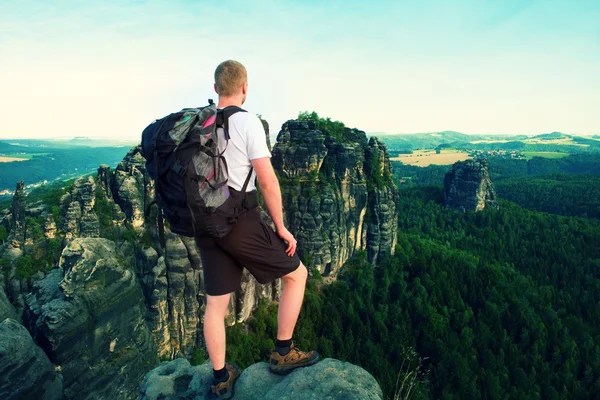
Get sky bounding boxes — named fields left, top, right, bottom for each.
left=0, top=0, right=599, bottom=140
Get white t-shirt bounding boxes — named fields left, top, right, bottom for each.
left=217, top=110, right=271, bottom=192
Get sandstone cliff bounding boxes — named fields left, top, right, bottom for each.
left=24, top=238, right=158, bottom=400
left=140, top=358, right=384, bottom=400
left=0, top=318, right=63, bottom=400
left=271, top=120, right=398, bottom=274
left=5, top=180, right=26, bottom=259
left=443, top=158, right=499, bottom=212
left=60, top=176, right=100, bottom=240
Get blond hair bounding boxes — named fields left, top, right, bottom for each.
left=214, top=60, right=247, bottom=96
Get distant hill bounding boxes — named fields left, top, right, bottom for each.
left=532, top=132, right=568, bottom=140
left=0, top=141, right=52, bottom=153
left=0, top=138, right=137, bottom=149
left=376, top=131, right=600, bottom=153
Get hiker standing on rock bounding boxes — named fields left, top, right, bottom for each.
left=195, top=60, right=319, bottom=399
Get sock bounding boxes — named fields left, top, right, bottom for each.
left=213, top=366, right=229, bottom=383
left=275, top=338, right=293, bottom=356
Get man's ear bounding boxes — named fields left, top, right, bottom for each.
left=214, top=83, right=219, bottom=94
left=242, top=82, right=248, bottom=95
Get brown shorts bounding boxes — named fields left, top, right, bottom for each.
left=194, top=207, right=301, bottom=296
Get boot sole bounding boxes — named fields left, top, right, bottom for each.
left=269, top=353, right=320, bottom=375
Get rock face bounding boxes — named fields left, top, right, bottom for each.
left=258, top=116, right=272, bottom=151
left=140, top=358, right=383, bottom=400
left=111, top=146, right=152, bottom=230
left=24, top=238, right=158, bottom=400
left=444, top=158, right=499, bottom=212
left=61, top=176, right=100, bottom=240
left=0, top=318, right=63, bottom=400
left=365, top=137, right=398, bottom=264
left=271, top=121, right=397, bottom=274
left=44, top=214, right=57, bottom=239
left=5, top=180, right=26, bottom=258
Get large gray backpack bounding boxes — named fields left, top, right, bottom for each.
left=141, top=100, right=257, bottom=246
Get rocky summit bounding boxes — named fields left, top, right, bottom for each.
left=443, top=158, right=499, bottom=212
left=272, top=121, right=398, bottom=273
left=5, top=180, right=26, bottom=259
left=140, top=358, right=384, bottom=400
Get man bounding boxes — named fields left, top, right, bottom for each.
left=195, top=60, right=319, bottom=399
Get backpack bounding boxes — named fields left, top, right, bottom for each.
left=140, top=99, right=258, bottom=246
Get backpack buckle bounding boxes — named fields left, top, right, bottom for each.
left=171, top=162, right=187, bottom=177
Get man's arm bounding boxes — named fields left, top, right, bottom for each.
left=251, top=157, right=297, bottom=257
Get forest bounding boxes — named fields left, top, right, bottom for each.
left=225, top=154, right=600, bottom=399
left=225, top=187, right=600, bottom=399
left=2, top=130, right=599, bottom=399
left=495, top=174, right=600, bottom=219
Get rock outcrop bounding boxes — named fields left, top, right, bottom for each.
left=140, top=358, right=383, bottom=400
left=0, top=318, right=63, bottom=400
left=258, top=115, right=272, bottom=151
left=443, top=158, right=499, bottom=212
left=365, top=137, right=398, bottom=264
left=5, top=180, right=26, bottom=259
left=60, top=176, right=100, bottom=240
left=44, top=214, right=57, bottom=239
left=271, top=120, right=397, bottom=274
left=24, top=238, right=158, bottom=400
left=111, top=147, right=152, bottom=230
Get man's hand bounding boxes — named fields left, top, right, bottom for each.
left=277, top=226, right=297, bottom=257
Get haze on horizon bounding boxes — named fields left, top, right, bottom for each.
left=1, top=0, right=599, bottom=140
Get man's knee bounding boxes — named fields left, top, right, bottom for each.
left=205, top=293, right=232, bottom=316
left=282, top=262, right=308, bottom=283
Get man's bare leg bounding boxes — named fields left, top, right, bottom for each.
left=204, top=293, right=232, bottom=370
left=277, top=262, right=308, bottom=340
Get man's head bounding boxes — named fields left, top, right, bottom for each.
left=214, top=60, right=248, bottom=104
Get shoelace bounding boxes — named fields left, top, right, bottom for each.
left=285, top=346, right=305, bottom=361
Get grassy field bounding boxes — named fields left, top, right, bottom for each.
left=0, top=153, right=48, bottom=162
left=390, top=149, right=471, bottom=167
left=0, top=156, right=28, bottom=162
left=523, top=152, right=570, bottom=160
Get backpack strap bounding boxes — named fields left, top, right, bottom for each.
left=216, top=106, right=245, bottom=140
left=241, top=167, right=254, bottom=193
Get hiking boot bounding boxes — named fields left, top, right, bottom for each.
left=209, top=364, right=240, bottom=399
left=269, top=342, right=320, bottom=375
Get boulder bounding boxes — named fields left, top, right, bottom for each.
left=140, top=358, right=383, bottom=400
